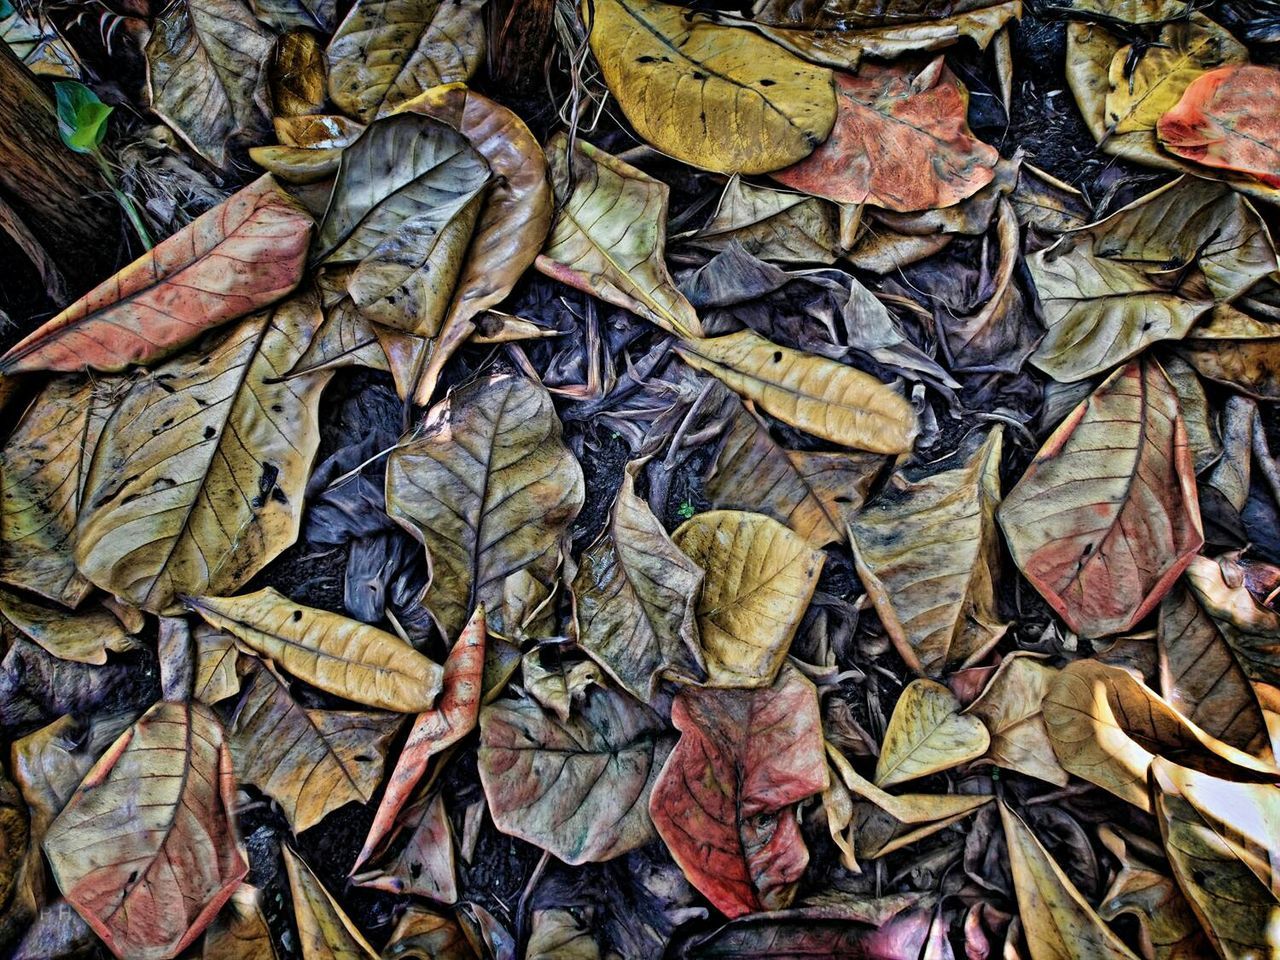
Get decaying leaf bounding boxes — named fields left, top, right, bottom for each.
left=967, top=654, right=1069, bottom=786
left=851, top=428, right=1006, bottom=676
left=536, top=135, right=703, bottom=338
left=229, top=664, right=402, bottom=833
left=999, top=360, right=1203, bottom=638
left=685, top=176, right=840, bottom=265
left=875, top=679, right=990, bottom=788
left=672, top=509, right=822, bottom=688
left=1041, top=659, right=1280, bottom=812
left=204, top=884, right=278, bottom=960
left=0, top=4, right=80, bottom=77
left=0, top=177, right=312, bottom=376
left=649, top=664, right=827, bottom=918
left=386, top=374, right=584, bottom=640
left=574, top=462, right=705, bottom=702
left=326, top=0, right=485, bottom=122
left=0, top=587, right=137, bottom=666
left=271, top=30, right=327, bottom=118
left=43, top=701, right=248, bottom=960
left=773, top=59, right=998, bottom=212
left=188, top=587, right=444, bottom=713
left=145, top=0, right=273, bottom=168
left=676, top=331, right=918, bottom=453
left=74, top=292, right=329, bottom=613
left=382, top=906, right=475, bottom=960
left=283, top=845, right=378, bottom=959
left=478, top=684, right=673, bottom=864
left=194, top=624, right=242, bottom=706
left=354, top=791, right=456, bottom=901
left=526, top=909, right=600, bottom=960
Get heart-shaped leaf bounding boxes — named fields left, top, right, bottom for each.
left=52, top=81, right=111, bottom=154
left=875, top=679, right=990, bottom=787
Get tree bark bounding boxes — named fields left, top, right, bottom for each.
left=0, top=41, right=120, bottom=295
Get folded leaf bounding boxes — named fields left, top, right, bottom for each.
left=204, top=884, right=278, bottom=960
left=536, top=135, right=702, bottom=338
left=649, top=664, right=827, bottom=918
left=354, top=791, right=456, bottom=901
left=74, top=291, right=329, bottom=613
left=43, top=701, right=248, bottom=960
left=478, top=685, right=673, bottom=864
left=875, top=679, right=990, bottom=788
left=0, top=177, right=312, bottom=375
left=574, top=462, right=705, bottom=702
left=0, top=587, right=137, bottom=666
left=687, top=176, right=840, bottom=265
left=967, top=654, right=1069, bottom=786
left=851, top=428, right=1006, bottom=676
left=188, top=588, right=444, bottom=713
left=386, top=374, right=583, bottom=640
left=672, top=510, right=822, bottom=688
left=283, top=845, right=378, bottom=959
left=999, top=360, right=1203, bottom=638
left=676, top=331, right=917, bottom=453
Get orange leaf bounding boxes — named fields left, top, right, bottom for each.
left=0, top=176, right=312, bottom=375
left=1158, top=65, right=1280, bottom=188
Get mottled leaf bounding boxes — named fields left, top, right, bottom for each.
left=1159, top=65, right=1280, bottom=189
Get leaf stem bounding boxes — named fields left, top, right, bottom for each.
left=94, top=154, right=154, bottom=250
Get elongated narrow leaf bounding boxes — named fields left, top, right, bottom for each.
left=650, top=664, right=827, bottom=918
left=146, top=0, right=273, bottom=168
left=43, top=701, right=248, bottom=960
left=999, top=360, right=1203, bottom=638
left=0, top=376, right=119, bottom=606
left=1000, top=802, right=1140, bottom=960
left=230, top=664, right=402, bottom=833
left=74, top=291, right=328, bottom=613
left=386, top=374, right=584, bottom=640
left=0, top=177, right=311, bottom=375
left=536, top=135, right=702, bottom=338
left=587, top=0, right=835, bottom=175
left=851, top=428, right=1006, bottom=676
left=283, top=846, right=378, bottom=960
left=574, top=462, right=705, bottom=702
left=677, top=331, right=917, bottom=453
left=478, top=685, right=673, bottom=864
left=672, top=510, right=822, bottom=688
left=875, top=679, right=989, bottom=788
left=774, top=59, right=997, bottom=211
left=357, top=606, right=484, bottom=869
left=327, top=0, right=485, bottom=122
left=204, top=884, right=278, bottom=960
left=189, top=588, right=444, bottom=713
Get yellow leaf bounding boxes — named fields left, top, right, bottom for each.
left=283, top=846, right=378, bottom=960
left=0, top=587, right=138, bottom=666
left=874, top=679, right=990, bottom=788
left=204, top=884, right=278, bottom=960
left=967, top=653, right=1069, bottom=786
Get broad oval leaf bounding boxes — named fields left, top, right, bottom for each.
left=574, top=462, right=705, bottom=703
left=0, top=177, right=312, bottom=376
left=74, top=291, right=328, bottom=613
left=851, top=428, right=1006, bottom=676
left=145, top=0, right=273, bottom=169
left=672, top=510, right=822, bottom=688
left=649, top=664, right=827, bottom=918
left=874, top=679, right=990, bottom=788
left=1041, top=659, right=1280, bottom=812
left=229, top=664, right=402, bottom=833
left=283, top=845, right=378, bottom=960
left=586, top=0, right=836, bottom=175
left=676, top=330, right=918, bottom=454
left=386, top=374, right=584, bottom=640
left=478, top=684, right=673, bottom=864
left=536, top=135, right=702, bottom=338
left=326, top=0, right=485, bottom=122
left=999, top=360, right=1204, bottom=638
left=1158, top=65, right=1280, bottom=189
left=188, top=587, right=444, bottom=713
left=43, top=701, right=248, bottom=960
left=773, top=59, right=998, bottom=211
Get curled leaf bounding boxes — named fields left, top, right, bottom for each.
left=283, top=845, right=378, bottom=959
left=967, top=654, right=1069, bottom=786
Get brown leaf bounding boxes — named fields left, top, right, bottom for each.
left=353, top=791, right=456, bottom=901
left=649, top=664, right=827, bottom=918
left=204, top=884, right=278, bottom=960
left=773, top=59, right=998, bottom=211
left=271, top=29, right=326, bottom=118
left=283, top=845, right=378, bottom=959
left=0, top=177, right=312, bottom=375
left=967, top=654, right=1070, bottom=787
left=1159, top=65, right=1280, bottom=189
left=382, top=905, right=476, bottom=960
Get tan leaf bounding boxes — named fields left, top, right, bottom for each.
left=353, top=791, right=456, bottom=901
left=676, top=331, right=917, bottom=454
left=0, top=587, right=138, bottom=666
left=536, top=134, right=702, bottom=338
left=967, top=654, right=1070, bottom=787
left=288, top=297, right=388, bottom=378
left=382, top=906, right=475, bottom=960
left=74, top=291, right=329, bottom=614
left=587, top=0, right=835, bottom=175
left=204, top=884, right=278, bottom=960
left=188, top=587, right=444, bottom=713
left=874, top=679, right=990, bottom=788
left=672, top=510, right=823, bottom=688
left=194, top=624, right=242, bottom=706
left=851, top=428, right=1006, bottom=676
left=685, top=176, right=840, bottom=265
left=326, top=0, right=484, bottom=122
left=574, top=461, right=705, bottom=702
left=43, top=701, right=248, bottom=960
left=526, top=909, right=600, bottom=960
left=386, top=374, right=584, bottom=640
left=999, top=360, right=1203, bottom=638
left=283, top=845, right=378, bottom=960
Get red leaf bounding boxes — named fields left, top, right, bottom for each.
left=649, top=664, right=827, bottom=918
left=0, top=176, right=312, bottom=374
left=1158, top=65, right=1280, bottom=188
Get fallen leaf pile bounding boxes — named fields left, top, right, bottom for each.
left=3, top=0, right=1280, bottom=957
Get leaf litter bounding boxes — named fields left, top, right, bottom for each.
left=3, top=0, right=1280, bottom=957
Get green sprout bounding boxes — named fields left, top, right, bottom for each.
left=676, top=500, right=694, bottom=520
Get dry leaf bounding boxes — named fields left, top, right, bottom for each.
left=271, top=29, right=327, bottom=118
left=967, top=654, right=1069, bottom=786
left=204, top=884, right=278, bottom=960
left=283, top=845, right=378, bottom=960
left=686, top=176, right=840, bottom=265
left=382, top=906, right=476, bottom=960
left=0, top=588, right=137, bottom=666
left=875, top=679, right=991, bottom=788
left=999, top=360, right=1203, bottom=638
left=672, top=509, right=822, bottom=688
left=194, top=624, right=242, bottom=706
left=526, top=909, right=600, bottom=960
left=354, top=791, right=456, bottom=901
left=188, top=587, right=444, bottom=713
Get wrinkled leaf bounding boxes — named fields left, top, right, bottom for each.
left=967, top=654, right=1069, bottom=786
left=875, top=679, right=990, bottom=788
left=270, top=29, right=327, bottom=118
left=0, top=588, right=137, bottom=665
left=686, top=176, right=840, bottom=265
left=354, top=791, right=456, bottom=901
left=382, top=906, right=475, bottom=960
